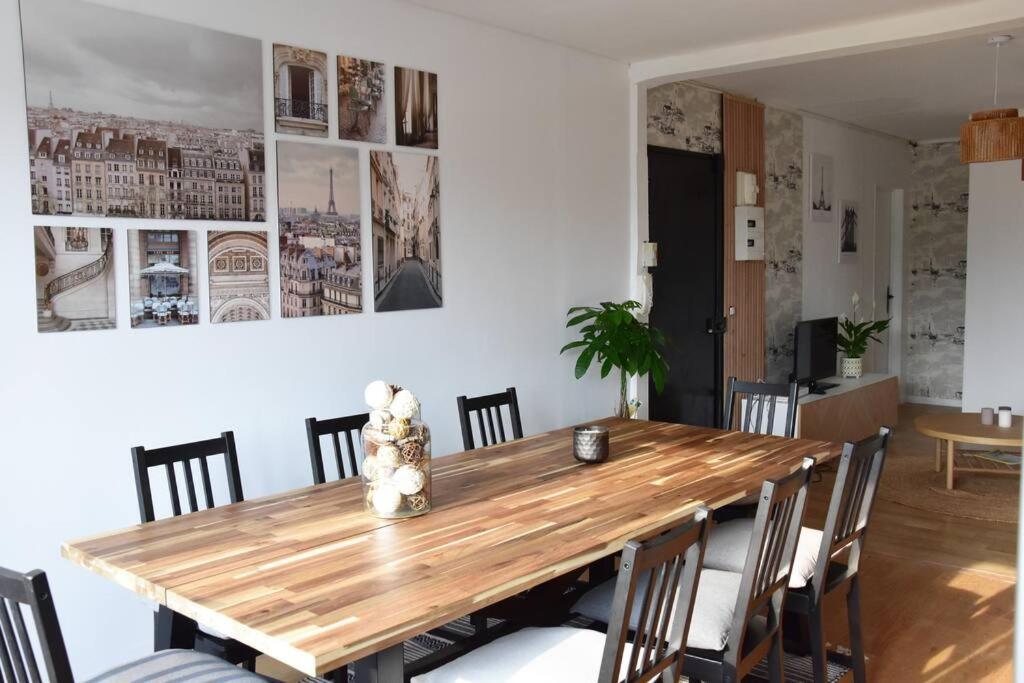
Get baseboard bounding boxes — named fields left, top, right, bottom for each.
left=903, top=395, right=962, bottom=408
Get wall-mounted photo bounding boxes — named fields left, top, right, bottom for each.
left=395, top=67, right=438, bottom=149
left=34, top=227, right=115, bottom=333
left=127, top=230, right=200, bottom=328
left=277, top=141, right=362, bottom=317
left=839, top=199, right=859, bottom=264
left=370, top=151, right=441, bottom=312
left=338, top=55, right=386, bottom=143
left=809, top=152, right=834, bottom=223
left=21, top=0, right=264, bottom=221
left=208, top=231, right=270, bottom=323
left=274, top=44, right=329, bottom=138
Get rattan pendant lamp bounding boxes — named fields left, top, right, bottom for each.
left=959, top=35, right=1023, bottom=172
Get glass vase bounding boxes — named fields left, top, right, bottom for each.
left=360, top=415, right=431, bottom=518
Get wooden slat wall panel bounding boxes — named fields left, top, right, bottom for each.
left=723, top=94, right=766, bottom=386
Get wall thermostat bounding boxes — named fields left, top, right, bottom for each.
left=735, top=206, right=765, bottom=261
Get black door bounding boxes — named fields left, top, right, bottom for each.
left=647, top=146, right=723, bottom=427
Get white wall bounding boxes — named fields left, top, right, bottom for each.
left=962, top=160, right=1024, bottom=412
left=801, top=117, right=911, bottom=353
left=0, top=0, right=630, bottom=676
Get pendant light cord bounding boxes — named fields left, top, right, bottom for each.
left=993, top=42, right=1000, bottom=107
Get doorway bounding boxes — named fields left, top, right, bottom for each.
left=647, top=146, right=724, bottom=427
left=871, top=186, right=903, bottom=377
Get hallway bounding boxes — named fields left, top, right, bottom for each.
left=375, top=259, right=441, bottom=312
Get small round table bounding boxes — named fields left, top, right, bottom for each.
left=914, top=412, right=1023, bottom=490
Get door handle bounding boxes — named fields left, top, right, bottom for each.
left=706, top=317, right=727, bottom=335
left=886, top=285, right=894, bottom=315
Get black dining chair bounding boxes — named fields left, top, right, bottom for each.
left=456, top=387, right=523, bottom=450
left=0, top=566, right=269, bottom=683
left=723, top=377, right=799, bottom=438
left=131, top=431, right=259, bottom=670
left=573, top=458, right=815, bottom=683
left=408, top=509, right=712, bottom=683
left=784, top=427, right=892, bottom=682
left=306, top=412, right=369, bottom=484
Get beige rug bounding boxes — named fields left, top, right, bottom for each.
left=878, top=447, right=1019, bottom=523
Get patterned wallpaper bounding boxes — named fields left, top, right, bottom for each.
left=904, top=141, right=968, bottom=401
left=764, top=108, right=804, bottom=383
left=647, top=82, right=722, bottom=154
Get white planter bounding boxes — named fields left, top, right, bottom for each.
left=841, top=356, right=863, bottom=379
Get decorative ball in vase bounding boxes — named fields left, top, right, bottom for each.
left=360, top=381, right=431, bottom=518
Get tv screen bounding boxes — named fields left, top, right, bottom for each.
left=792, top=317, right=838, bottom=385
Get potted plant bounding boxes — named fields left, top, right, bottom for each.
left=560, top=300, right=669, bottom=418
left=837, top=292, right=890, bottom=379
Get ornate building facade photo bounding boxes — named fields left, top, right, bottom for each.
left=208, top=231, right=270, bottom=323
left=34, top=226, right=115, bottom=333
left=274, top=44, right=329, bottom=138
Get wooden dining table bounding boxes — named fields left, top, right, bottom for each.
left=62, top=417, right=841, bottom=680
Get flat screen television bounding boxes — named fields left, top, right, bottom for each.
left=791, top=317, right=839, bottom=394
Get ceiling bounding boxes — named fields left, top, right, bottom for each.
left=402, top=0, right=973, bottom=62
left=702, top=29, right=1024, bottom=141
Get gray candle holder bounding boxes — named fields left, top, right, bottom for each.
left=573, top=425, right=610, bottom=464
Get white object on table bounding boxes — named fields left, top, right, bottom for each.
left=999, top=406, right=1013, bottom=428
left=981, top=407, right=995, bottom=425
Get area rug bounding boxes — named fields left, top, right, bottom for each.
left=878, top=446, right=1019, bottom=523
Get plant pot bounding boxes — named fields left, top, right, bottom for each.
left=841, top=356, right=863, bottom=379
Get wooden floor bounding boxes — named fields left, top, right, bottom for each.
left=813, top=403, right=1016, bottom=682
left=262, top=403, right=1017, bottom=682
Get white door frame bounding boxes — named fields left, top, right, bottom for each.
left=872, top=185, right=904, bottom=387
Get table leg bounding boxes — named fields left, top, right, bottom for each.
left=935, top=438, right=943, bottom=473
left=946, top=440, right=956, bottom=490
left=154, top=605, right=197, bottom=651
left=352, top=643, right=404, bottom=683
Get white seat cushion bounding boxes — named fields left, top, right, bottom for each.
left=84, top=649, right=273, bottom=682
left=409, top=626, right=631, bottom=683
left=572, top=568, right=742, bottom=652
left=702, top=519, right=824, bottom=588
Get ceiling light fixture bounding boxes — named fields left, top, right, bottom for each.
left=959, top=34, right=1023, bottom=167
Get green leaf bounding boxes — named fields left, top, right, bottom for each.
left=565, top=310, right=598, bottom=327
left=559, top=340, right=588, bottom=354
left=575, top=345, right=597, bottom=379
left=600, top=356, right=614, bottom=378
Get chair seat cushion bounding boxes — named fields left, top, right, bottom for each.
left=702, top=519, right=823, bottom=588
left=84, top=649, right=274, bottom=682
left=572, top=568, right=742, bottom=652
left=409, top=626, right=630, bottom=683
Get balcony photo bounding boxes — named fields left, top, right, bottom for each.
left=33, top=226, right=115, bottom=333
left=20, top=0, right=265, bottom=221
left=274, top=44, right=329, bottom=138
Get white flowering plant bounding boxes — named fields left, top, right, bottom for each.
left=837, top=292, right=890, bottom=359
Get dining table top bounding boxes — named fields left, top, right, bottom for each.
left=62, top=417, right=842, bottom=676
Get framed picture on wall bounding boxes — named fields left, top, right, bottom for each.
left=395, top=66, right=438, bottom=149
left=839, top=199, right=859, bottom=263
left=273, top=44, right=329, bottom=138
left=809, top=152, right=834, bottom=223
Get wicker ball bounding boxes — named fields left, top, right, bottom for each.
left=390, top=390, right=420, bottom=420
left=377, top=444, right=401, bottom=469
left=362, top=455, right=379, bottom=480
left=407, top=493, right=429, bottom=512
left=388, top=420, right=410, bottom=439
left=371, top=483, right=402, bottom=515
left=392, top=465, right=426, bottom=495
left=401, top=442, right=423, bottom=464
left=369, top=410, right=391, bottom=430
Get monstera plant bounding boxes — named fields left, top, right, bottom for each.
left=560, top=300, right=669, bottom=418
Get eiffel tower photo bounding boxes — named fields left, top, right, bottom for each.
left=326, top=167, right=338, bottom=215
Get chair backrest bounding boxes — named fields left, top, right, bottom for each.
left=456, top=387, right=523, bottom=450
left=0, top=567, right=72, bottom=683
left=131, top=431, right=244, bottom=524
left=811, top=426, right=892, bottom=598
left=723, top=377, right=799, bottom=438
left=599, top=509, right=711, bottom=683
left=306, top=412, right=369, bottom=484
left=728, top=458, right=814, bottom=671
